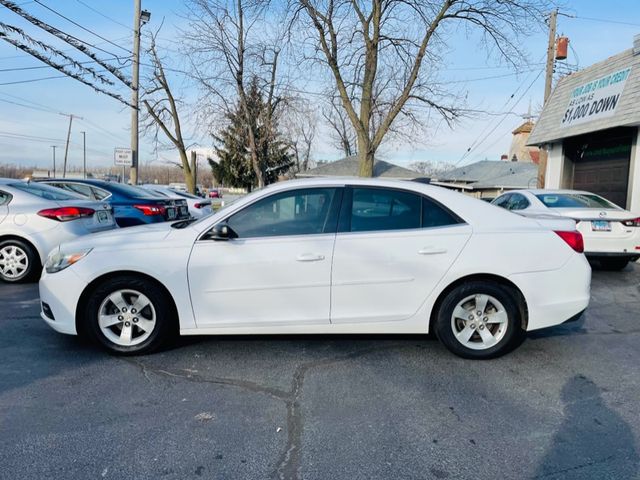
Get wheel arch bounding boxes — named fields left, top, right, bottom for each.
left=428, top=273, right=529, bottom=333
left=75, top=270, right=180, bottom=337
left=0, top=234, right=43, bottom=266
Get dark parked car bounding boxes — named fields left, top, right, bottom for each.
left=38, top=179, right=190, bottom=227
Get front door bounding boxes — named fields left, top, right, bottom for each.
left=331, top=186, right=472, bottom=324
left=188, top=187, right=342, bottom=327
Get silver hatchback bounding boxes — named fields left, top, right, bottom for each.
left=0, top=179, right=116, bottom=283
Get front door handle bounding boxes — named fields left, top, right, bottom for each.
left=296, top=253, right=325, bottom=262
left=418, top=247, right=447, bottom=255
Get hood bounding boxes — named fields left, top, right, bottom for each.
left=60, top=221, right=174, bottom=251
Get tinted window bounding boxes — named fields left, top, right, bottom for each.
left=226, top=188, right=338, bottom=238
left=9, top=182, right=79, bottom=201
left=0, top=190, right=11, bottom=205
left=507, top=193, right=530, bottom=211
left=350, top=188, right=421, bottom=232
left=491, top=194, right=511, bottom=208
left=90, top=187, right=110, bottom=200
left=422, top=197, right=460, bottom=228
left=536, top=193, right=619, bottom=209
left=55, top=182, right=93, bottom=199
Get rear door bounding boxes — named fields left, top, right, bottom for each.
left=330, top=186, right=472, bottom=324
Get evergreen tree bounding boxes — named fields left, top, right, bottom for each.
left=211, top=78, right=293, bottom=190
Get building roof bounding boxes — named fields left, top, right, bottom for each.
left=512, top=120, right=534, bottom=135
left=528, top=47, right=640, bottom=145
left=435, top=160, right=538, bottom=187
left=297, top=156, right=419, bottom=179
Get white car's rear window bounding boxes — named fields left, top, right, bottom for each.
left=536, top=193, right=619, bottom=209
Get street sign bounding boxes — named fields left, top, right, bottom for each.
left=114, top=147, right=133, bottom=166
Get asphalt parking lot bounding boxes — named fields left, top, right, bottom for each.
left=1, top=265, right=639, bottom=480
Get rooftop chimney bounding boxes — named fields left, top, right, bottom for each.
left=500, top=154, right=508, bottom=161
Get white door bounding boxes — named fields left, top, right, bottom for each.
left=188, top=187, right=341, bottom=328
left=331, top=186, right=472, bottom=324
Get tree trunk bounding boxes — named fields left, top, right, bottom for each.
left=357, top=134, right=374, bottom=177
left=179, top=149, right=195, bottom=194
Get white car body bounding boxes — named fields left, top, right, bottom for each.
left=492, top=189, right=640, bottom=261
left=140, top=184, right=213, bottom=218
left=0, top=179, right=116, bottom=281
left=39, top=178, right=591, bottom=357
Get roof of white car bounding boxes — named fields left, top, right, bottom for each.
left=0, top=177, right=27, bottom=185
left=502, top=188, right=594, bottom=196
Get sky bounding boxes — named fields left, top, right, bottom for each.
left=0, top=0, right=639, bottom=174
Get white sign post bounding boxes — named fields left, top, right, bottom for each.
left=561, top=67, right=631, bottom=128
left=114, top=148, right=132, bottom=183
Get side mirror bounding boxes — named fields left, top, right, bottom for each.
left=203, top=223, right=237, bottom=241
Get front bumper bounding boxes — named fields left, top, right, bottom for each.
left=38, top=267, right=89, bottom=335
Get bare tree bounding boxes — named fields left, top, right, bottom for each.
left=141, top=34, right=196, bottom=193
left=182, top=0, right=290, bottom=188
left=294, top=0, right=550, bottom=176
left=323, top=97, right=356, bottom=158
left=281, top=98, right=317, bottom=173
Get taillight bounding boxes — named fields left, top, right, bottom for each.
left=134, top=204, right=166, bottom=216
left=38, top=206, right=95, bottom=222
left=194, top=203, right=203, bottom=209
left=554, top=230, right=584, bottom=253
left=622, top=218, right=640, bottom=227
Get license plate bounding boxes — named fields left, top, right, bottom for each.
left=179, top=206, right=188, bottom=216
left=97, top=211, right=109, bottom=223
left=591, top=220, right=611, bottom=232
left=167, top=208, right=177, bottom=220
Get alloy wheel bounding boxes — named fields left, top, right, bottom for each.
left=98, top=289, right=157, bottom=347
left=450, top=294, right=509, bottom=350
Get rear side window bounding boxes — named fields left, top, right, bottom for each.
left=492, top=194, right=511, bottom=208
left=56, top=182, right=93, bottom=199
left=422, top=197, right=460, bottom=228
left=9, top=182, right=79, bottom=201
left=506, top=193, right=530, bottom=211
left=351, top=187, right=421, bottom=232
left=0, top=190, right=11, bottom=205
left=90, top=187, right=110, bottom=200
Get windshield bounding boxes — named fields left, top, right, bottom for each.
left=10, top=182, right=81, bottom=201
left=536, top=193, right=620, bottom=209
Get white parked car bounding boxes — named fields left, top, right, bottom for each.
left=492, top=189, right=640, bottom=270
left=39, top=178, right=591, bottom=359
left=140, top=184, right=213, bottom=218
left=0, top=179, right=116, bottom=283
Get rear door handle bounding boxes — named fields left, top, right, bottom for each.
left=418, top=247, right=447, bottom=255
left=296, top=253, right=325, bottom=262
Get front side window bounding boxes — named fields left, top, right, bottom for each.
left=226, top=188, right=339, bottom=238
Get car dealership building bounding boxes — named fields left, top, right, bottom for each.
left=528, top=35, right=640, bottom=212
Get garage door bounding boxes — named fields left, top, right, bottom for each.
left=565, top=128, right=633, bottom=208
left=573, top=155, right=629, bottom=208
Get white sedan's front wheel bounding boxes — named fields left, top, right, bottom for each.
left=84, top=276, right=176, bottom=355
left=435, top=281, right=526, bottom=359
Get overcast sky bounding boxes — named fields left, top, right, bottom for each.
left=1, top=0, right=639, bottom=173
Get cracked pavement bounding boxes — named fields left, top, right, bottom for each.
left=1, top=264, right=639, bottom=479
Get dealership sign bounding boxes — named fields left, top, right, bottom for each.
left=561, top=67, right=631, bottom=127
left=114, top=147, right=133, bottom=166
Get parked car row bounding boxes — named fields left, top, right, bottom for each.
left=0, top=178, right=214, bottom=283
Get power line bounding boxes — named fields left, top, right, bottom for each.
left=0, top=73, right=67, bottom=85
left=0, top=35, right=130, bottom=60
left=565, top=14, right=640, bottom=28
left=32, top=0, right=132, bottom=54
left=74, top=0, right=132, bottom=31
left=0, top=55, right=131, bottom=72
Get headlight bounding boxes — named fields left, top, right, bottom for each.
left=45, top=247, right=92, bottom=274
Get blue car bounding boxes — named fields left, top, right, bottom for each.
left=39, top=179, right=190, bottom=227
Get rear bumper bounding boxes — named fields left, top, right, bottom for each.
left=586, top=251, right=640, bottom=259
left=510, top=253, right=591, bottom=332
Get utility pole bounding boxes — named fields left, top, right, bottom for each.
left=50, top=145, right=56, bottom=177
left=81, top=131, right=86, bottom=179
left=62, top=114, right=73, bottom=179
left=537, top=8, right=558, bottom=188
left=130, top=0, right=150, bottom=185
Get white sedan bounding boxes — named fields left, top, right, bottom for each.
left=140, top=184, right=213, bottom=218
left=39, top=178, right=591, bottom=359
left=492, top=189, right=640, bottom=270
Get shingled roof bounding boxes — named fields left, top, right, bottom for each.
left=297, top=156, right=419, bottom=179
left=435, top=160, right=538, bottom=186
left=528, top=47, right=640, bottom=145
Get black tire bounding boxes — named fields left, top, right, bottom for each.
left=83, top=275, right=176, bottom=355
left=597, top=257, right=629, bottom=271
left=0, top=238, right=40, bottom=283
left=434, top=281, right=526, bottom=360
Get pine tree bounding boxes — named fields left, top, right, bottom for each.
left=211, top=78, right=293, bottom=190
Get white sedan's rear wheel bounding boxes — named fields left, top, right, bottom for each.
left=85, top=276, right=176, bottom=355
left=435, top=281, right=526, bottom=359
left=0, top=239, right=39, bottom=283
